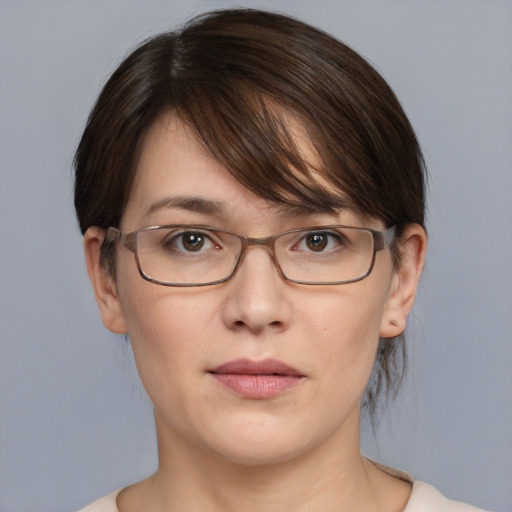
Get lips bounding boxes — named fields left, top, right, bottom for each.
left=208, top=358, right=304, bottom=399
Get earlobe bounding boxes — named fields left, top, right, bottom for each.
left=84, top=227, right=127, bottom=334
left=380, top=223, right=427, bottom=339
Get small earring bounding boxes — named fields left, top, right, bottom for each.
left=389, top=319, right=398, bottom=327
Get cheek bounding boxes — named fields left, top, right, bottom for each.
left=115, top=269, right=220, bottom=396
left=303, top=281, right=388, bottom=345
left=115, top=249, right=213, bottom=340
left=300, top=283, right=389, bottom=390
left=122, top=292, right=208, bottom=344
left=121, top=292, right=216, bottom=357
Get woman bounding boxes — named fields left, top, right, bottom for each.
left=76, top=9, right=485, bottom=511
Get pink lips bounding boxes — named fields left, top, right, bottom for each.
left=209, top=358, right=304, bottom=399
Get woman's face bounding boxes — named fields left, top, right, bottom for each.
left=88, top=114, right=420, bottom=466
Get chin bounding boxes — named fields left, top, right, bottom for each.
left=213, top=441, right=306, bottom=467
left=199, top=417, right=321, bottom=467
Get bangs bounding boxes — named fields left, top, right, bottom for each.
left=175, top=86, right=352, bottom=215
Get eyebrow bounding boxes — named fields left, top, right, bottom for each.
left=274, top=202, right=350, bottom=218
left=143, top=196, right=227, bottom=219
left=142, top=194, right=353, bottom=222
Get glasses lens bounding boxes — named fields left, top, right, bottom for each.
left=136, top=227, right=241, bottom=285
left=275, top=227, right=374, bottom=284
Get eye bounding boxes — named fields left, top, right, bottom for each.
left=296, top=231, right=346, bottom=253
left=305, top=232, right=328, bottom=252
left=164, top=230, right=217, bottom=252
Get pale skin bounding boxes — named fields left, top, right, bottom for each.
left=84, top=114, right=427, bottom=512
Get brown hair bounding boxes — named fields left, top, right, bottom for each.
left=74, top=8, right=426, bottom=417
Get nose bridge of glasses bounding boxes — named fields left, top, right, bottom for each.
left=237, top=234, right=281, bottom=271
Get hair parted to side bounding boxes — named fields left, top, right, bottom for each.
left=74, top=8, right=426, bottom=418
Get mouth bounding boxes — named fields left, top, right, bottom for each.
left=208, top=358, right=304, bottom=399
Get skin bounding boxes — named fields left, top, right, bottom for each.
left=84, top=114, right=427, bottom=512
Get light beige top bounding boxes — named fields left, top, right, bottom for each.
left=78, top=464, right=489, bottom=512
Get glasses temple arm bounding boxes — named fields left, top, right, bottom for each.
left=374, top=226, right=396, bottom=251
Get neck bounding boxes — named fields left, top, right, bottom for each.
left=116, top=409, right=410, bottom=512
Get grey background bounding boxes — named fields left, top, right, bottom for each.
left=1, top=1, right=511, bottom=511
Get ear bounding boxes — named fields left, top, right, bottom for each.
left=380, top=223, right=427, bottom=338
left=84, top=227, right=127, bottom=334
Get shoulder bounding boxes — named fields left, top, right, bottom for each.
left=368, top=460, right=490, bottom=512
left=77, top=490, right=120, bottom=512
left=406, top=481, right=490, bottom=512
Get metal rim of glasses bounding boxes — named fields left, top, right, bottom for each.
left=103, top=224, right=396, bottom=287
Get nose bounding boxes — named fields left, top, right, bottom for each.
left=221, top=246, right=292, bottom=335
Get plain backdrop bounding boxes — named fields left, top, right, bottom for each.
left=1, top=1, right=511, bottom=511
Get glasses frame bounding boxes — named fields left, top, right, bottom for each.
left=103, top=224, right=396, bottom=287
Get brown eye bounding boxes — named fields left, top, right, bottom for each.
left=180, top=232, right=206, bottom=251
left=305, top=233, right=328, bottom=252
left=162, top=230, right=214, bottom=253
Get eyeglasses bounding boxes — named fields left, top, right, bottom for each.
left=104, top=224, right=395, bottom=287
